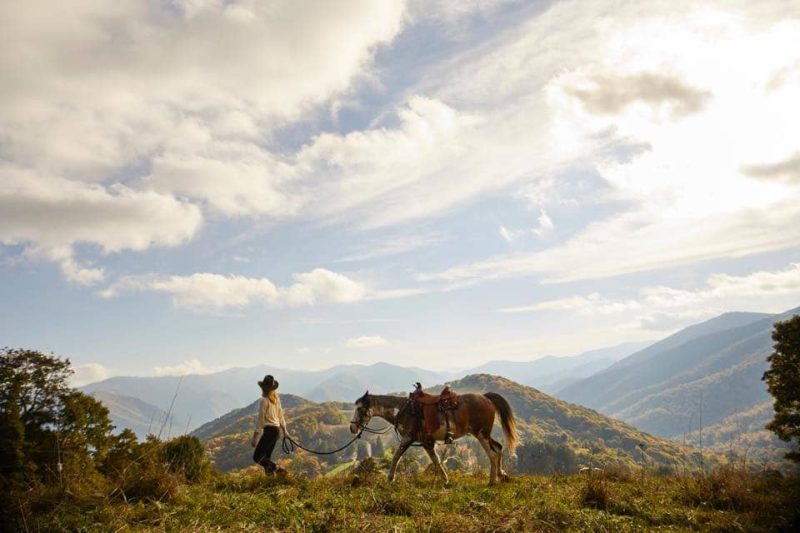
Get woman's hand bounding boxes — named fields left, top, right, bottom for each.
left=281, top=427, right=290, bottom=439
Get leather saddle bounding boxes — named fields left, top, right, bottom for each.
left=409, top=382, right=459, bottom=443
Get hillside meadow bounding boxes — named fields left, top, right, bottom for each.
left=22, top=466, right=800, bottom=532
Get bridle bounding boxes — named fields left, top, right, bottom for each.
left=351, top=396, right=395, bottom=435
left=350, top=401, right=372, bottom=429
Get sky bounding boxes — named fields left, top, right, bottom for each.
left=1, top=0, right=800, bottom=385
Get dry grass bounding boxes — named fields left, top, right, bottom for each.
left=17, top=468, right=800, bottom=532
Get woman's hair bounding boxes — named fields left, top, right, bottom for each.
left=265, top=389, right=278, bottom=404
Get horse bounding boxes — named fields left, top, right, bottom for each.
left=349, top=389, right=518, bottom=485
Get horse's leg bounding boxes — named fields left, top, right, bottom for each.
left=490, top=438, right=509, bottom=482
left=388, top=437, right=413, bottom=482
left=476, top=433, right=498, bottom=485
left=423, top=443, right=449, bottom=485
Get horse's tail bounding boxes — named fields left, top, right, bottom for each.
left=484, top=392, right=518, bottom=453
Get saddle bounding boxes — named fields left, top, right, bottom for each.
left=409, top=382, right=459, bottom=443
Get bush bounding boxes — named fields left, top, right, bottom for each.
left=515, top=440, right=578, bottom=474
left=681, top=467, right=765, bottom=512
left=580, top=470, right=609, bottom=510
left=162, top=435, right=209, bottom=482
left=350, top=456, right=382, bottom=486
left=601, top=462, right=635, bottom=482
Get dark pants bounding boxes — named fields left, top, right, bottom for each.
left=253, top=425, right=280, bottom=473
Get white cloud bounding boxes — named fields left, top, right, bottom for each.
left=532, top=209, right=554, bottom=236
left=418, top=0, right=800, bottom=287
left=498, top=263, right=800, bottom=331
left=0, top=0, right=406, bottom=278
left=0, top=169, right=203, bottom=283
left=71, top=363, right=111, bottom=387
left=337, top=232, right=447, bottom=262
left=291, top=96, right=505, bottom=228
left=499, top=226, right=519, bottom=244
left=282, top=268, right=368, bottom=306
left=498, top=292, right=640, bottom=314
left=99, top=268, right=369, bottom=313
left=153, top=359, right=229, bottom=377
left=345, top=335, right=388, bottom=348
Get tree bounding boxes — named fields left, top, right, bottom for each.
left=763, top=316, right=800, bottom=462
left=0, top=348, right=115, bottom=480
left=0, top=381, right=27, bottom=480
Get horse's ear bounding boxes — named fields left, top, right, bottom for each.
left=365, top=390, right=369, bottom=397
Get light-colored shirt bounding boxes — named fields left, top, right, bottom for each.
left=253, top=395, right=286, bottom=436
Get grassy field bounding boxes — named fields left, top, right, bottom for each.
left=25, top=467, right=800, bottom=532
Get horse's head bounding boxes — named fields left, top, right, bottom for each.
left=350, top=390, right=371, bottom=434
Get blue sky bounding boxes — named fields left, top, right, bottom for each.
left=1, top=0, right=799, bottom=385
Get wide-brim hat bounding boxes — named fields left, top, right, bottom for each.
left=258, top=374, right=279, bottom=391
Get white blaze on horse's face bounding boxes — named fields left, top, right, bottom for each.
left=350, top=401, right=370, bottom=434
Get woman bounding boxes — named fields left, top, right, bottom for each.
left=250, top=374, right=290, bottom=474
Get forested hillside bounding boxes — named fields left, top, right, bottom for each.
left=559, top=308, right=800, bottom=463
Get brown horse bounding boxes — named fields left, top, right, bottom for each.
left=349, top=389, right=518, bottom=485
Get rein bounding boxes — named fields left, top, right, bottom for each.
left=280, top=422, right=394, bottom=456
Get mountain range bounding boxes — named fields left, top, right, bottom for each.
left=82, top=342, right=641, bottom=437
left=81, top=305, right=800, bottom=466
left=558, top=308, right=800, bottom=461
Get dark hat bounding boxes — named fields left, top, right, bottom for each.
left=258, top=374, right=279, bottom=391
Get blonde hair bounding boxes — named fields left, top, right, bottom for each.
left=266, top=389, right=278, bottom=404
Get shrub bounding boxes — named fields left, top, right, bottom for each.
left=580, top=469, right=610, bottom=510
left=601, top=462, right=634, bottom=482
left=680, top=467, right=764, bottom=512
left=161, top=435, right=209, bottom=482
left=350, top=456, right=382, bottom=486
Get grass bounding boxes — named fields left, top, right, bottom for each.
left=21, top=468, right=800, bottom=532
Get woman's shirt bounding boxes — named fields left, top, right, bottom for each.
left=254, top=395, right=286, bottom=434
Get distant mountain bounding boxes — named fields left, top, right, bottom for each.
left=464, top=341, right=647, bottom=393
left=89, top=390, right=188, bottom=439
left=83, top=362, right=449, bottom=435
left=194, top=374, right=701, bottom=474
left=558, top=308, right=799, bottom=463
left=303, top=362, right=444, bottom=402
left=83, top=340, right=643, bottom=437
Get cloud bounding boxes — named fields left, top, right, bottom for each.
left=292, top=96, right=501, bottom=228
left=417, top=0, right=800, bottom=287
left=37, top=246, right=106, bottom=286
left=565, top=72, right=711, bottom=117
left=533, top=209, right=554, bottom=236
left=0, top=169, right=203, bottom=283
left=741, top=151, right=800, bottom=184
left=153, top=359, right=229, bottom=377
left=337, top=232, right=447, bottom=262
left=423, top=198, right=800, bottom=286
left=498, top=293, right=640, bottom=314
left=499, top=226, right=518, bottom=244
left=282, top=268, right=368, bottom=306
left=498, top=263, right=800, bottom=331
left=0, top=0, right=405, bottom=278
left=345, top=335, right=388, bottom=348
left=99, top=268, right=369, bottom=313
left=70, top=363, right=111, bottom=387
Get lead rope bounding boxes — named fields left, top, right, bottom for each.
left=280, top=420, right=396, bottom=455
